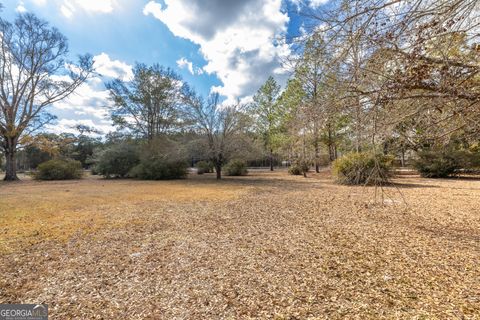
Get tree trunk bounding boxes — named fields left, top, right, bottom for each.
left=3, top=137, right=19, bottom=181
left=355, top=107, right=361, bottom=153
left=314, top=141, right=320, bottom=173
left=215, top=163, right=222, bottom=180
left=269, top=148, right=274, bottom=171
left=327, top=125, right=335, bottom=162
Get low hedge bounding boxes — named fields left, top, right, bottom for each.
left=288, top=161, right=309, bottom=176
left=224, top=160, right=248, bottom=176
left=94, top=144, right=139, bottom=178
left=332, top=152, right=393, bottom=185
left=35, top=159, right=83, bottom=180
left=414, top=148, right=480, bottom=178
left=130, top=159, right=188, bottom=180
left=196, top=161, right=214, bottom=174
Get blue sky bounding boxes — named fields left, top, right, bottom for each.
left=1, top=0, right=326, bottom=134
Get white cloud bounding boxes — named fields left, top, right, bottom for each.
left=49, top=78, right=114, bottom=134
left=16, top=1, right=27, bottom=12
left=309, top=0, right=329, bottom=8
left=60, top=3, right=73, bottom=18
left=176, top=57, right=203, bottom=75
left=60, top=0, right=117, bottom=18
left=144, top=0, right=291, bottom=104
left=93, top=53, right=133, bottom=81
left=290, top=0, right=329, bottom=9
left=176, top=57, right=194, bottom=74
left=47, top=118, right=113, bottom=135
left=52, top=78, right=109, bottom=116
left=47, top=53, right=133, bottom=134
left=143, top=1, right=162, bottom=19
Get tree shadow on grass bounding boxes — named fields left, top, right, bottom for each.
left=185, top=173, right=321, bottom=192
left=416, top=225, right=480, bottom=249
left=386, top=181, right=440, bottom=189
left=443, top=175, right=480, bottom=181
left=387, top=174, right=480, bottom=190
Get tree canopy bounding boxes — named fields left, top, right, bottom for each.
left=0, top=13, right=93, bottom=180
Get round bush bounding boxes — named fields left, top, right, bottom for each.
left=333, top=152, right=392, bottom=185
left=95, top=144, right=139, bottom=178
left=288, top=161, right=309, bottom=176
left=130, top=159, right=188, bottom=180
left=224, top=160, right=248, bottom=176
left=35, top=159, right=83, bottom=180
left=196, top=161, right=214, bottom=174
left=413, top=150, right=457, bottom=178
left=413, top=148, right=480, bottom=178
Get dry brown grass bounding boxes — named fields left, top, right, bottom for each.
left=0, top=175, right=249, bottom=253
left=0, top=170, right=479, bottom=319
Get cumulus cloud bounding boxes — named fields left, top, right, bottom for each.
left=49, top=77, right=114, bottom=134
left=60, top=4, right=73, bottom=18
left=93, top=52, right=133, bottom=81
left=60, top=0, right=117, bottom=18
left=143, top=0, right=291, bottom=104
left=52, top=77, right=110, bottom=118
left=176, top=57, right=203, bottom=75
left=309, top=0, right=329, bottom=8
left=46, top=118, right=113, bottom=135
left=143, top=1, right=162, bottom=20
left=16, top=1, right=27, bottom=12
left=47, top=53, right=133, bottom=134
left=290, top=0, right=329, bottom=9
left=49, top=92, right=114, bottom=134
left=176, top=57, right=194, bottom=74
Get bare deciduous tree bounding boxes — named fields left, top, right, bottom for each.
left=0, top=13, right=93, bottom=180
left=297, top=0, right=479, bottom=154
left=187, top=93, right=250, bottom=179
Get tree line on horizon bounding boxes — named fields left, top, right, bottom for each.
left=0, top=0, right=479, bottom=182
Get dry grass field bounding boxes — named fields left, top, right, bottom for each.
left=0, top=170, right=479, bottom=319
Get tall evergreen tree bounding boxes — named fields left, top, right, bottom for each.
left=251, top=76, right=283, bottom=171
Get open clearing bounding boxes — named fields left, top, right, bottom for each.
left=0, top=171, right=479, bottom=319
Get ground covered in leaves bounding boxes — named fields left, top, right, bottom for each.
left=0, top=170, right=479, bottom=319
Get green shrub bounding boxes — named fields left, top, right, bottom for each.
left=414, top=150, right=457, bottom=178
left=288, top=161, right=309, bottom=176
left=469, top=149, right=480, bottom=169
left=224, top=160, right=248, bottom=176
left=196, top=160, right=214, bottom=174
left=333, top=152, right=393, bottom=185
left=90, top=165, right=100, bottom=176
left=130, top=159, right=188, bottom=180
left=94, top=144, right=139, bottom=178
left=35, top=159, right=83, bottom=180
left=414, top=148, right=480, bottom=178
left=128, top=138, right=189, bottom=180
